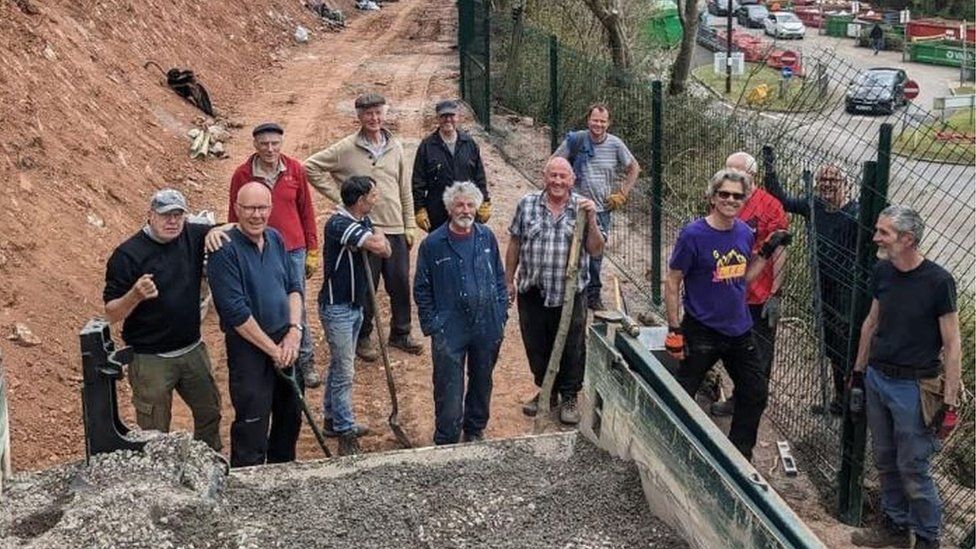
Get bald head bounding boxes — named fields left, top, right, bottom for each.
left=238, top=181, right=272, bottom=203
left=545, top=156, right=573, bottom=176
left=235, top=181, right=273, bottom=239
left=543, top=156, right=574, bottom=202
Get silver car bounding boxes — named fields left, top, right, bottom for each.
left=764, top=12, right=806, bottom=39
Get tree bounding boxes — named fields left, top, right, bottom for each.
left=581, top=0, right=632, bottom=75
left=668, top=0, right=700, bottom=95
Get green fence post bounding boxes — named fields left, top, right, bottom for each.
left=458, top=0, right=469, bottom=102
left=650, top=80, right=663, bottom=308
left=549, top=34, right=559, bottom=153
left=483, top=3, right=491, bottom=133
left=877, top=123, right=892, bottom=193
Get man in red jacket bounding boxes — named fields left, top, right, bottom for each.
left=228, top=122, right=321, bottom=387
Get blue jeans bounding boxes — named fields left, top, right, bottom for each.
left=865, top=367, right=942, bottom=541
left=587, top=211, right=612, bottom=299
left=431, top=328, right=500, bottom=445
left=319, top=302, right=363, bottom=433
left=287, top=249, right=315, bottom=372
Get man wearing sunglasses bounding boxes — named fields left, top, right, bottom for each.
left=763, top=148, right=860, bottom=416
left=664, top=169, right=792, bottom=460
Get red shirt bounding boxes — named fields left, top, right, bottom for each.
left=738, top=188, right=788, bottom=305
left=229, top=154, right=318, bottom=252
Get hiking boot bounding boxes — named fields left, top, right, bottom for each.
left=301, top=363, right=323, bottom=389
left=322, top=418, right=370, bottom=438
left=710, top=398, right=735, bottom=417
left=559, top=394, right=581, bottom=425
left=461, top=432, right=484, bottom=443
left=914, top=536, right=939, bottom=549
left=849, top=523, right=911, bottom=548
left=389, top=334, right=423, bottom=355
left=522, top=392, right=559, bottom=417
left=356, top=338, right=379, bottom=362
left=338, top=432, right=361, bottom=456
left=811, top=397, right=844, bottom=416
left=587, top=295, right=606, bottom=311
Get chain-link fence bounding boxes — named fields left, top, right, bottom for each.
left=459, top=1, right=975, bottom=544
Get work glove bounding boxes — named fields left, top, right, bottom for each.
left=665, top=326, right=685, bottom=361
left=761, top=294, right=781, bottom=328
left=476, top=201, right=492, bottom=223
left=415, top=208, right=431, bottom=232
left=305, top=249, right=320, bottom=279
left=404, top=228, right=416, bottom=249
left=759, top=230, right=792, bottom=259
left=606, top=192, right=628, bottom=211
left=930, top=404, right=958, bottom=440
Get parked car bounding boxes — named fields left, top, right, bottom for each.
left=707, top=0, right=739, bottom=16
left=845, top=67, right=909, bottom=114
left=763, top=12, right=806, bottom=39
left=737, top=4, right=769, bottom=28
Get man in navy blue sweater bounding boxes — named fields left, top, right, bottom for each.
left=208, top=182, right=304, bottom=467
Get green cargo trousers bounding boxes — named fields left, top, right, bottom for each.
left=129, top=342, right=222, bottom=451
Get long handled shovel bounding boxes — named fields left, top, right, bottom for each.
left=534, top=206, right=587, bottom=434
left=273, top=367, right=332, bottom=458
left=362, top=251, right=413, bottom=449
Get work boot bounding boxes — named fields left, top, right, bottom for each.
left=710, top=397, right=735, bottom=417
left=587, top=294, right=606, bottom=311
left=301, top=363, right=322, bottom=389
left=522, top=392, right=559, bottom=417
left=461, top=432, right=484, bottom=443
left=322, top=419, right=370, bottom=438
left=914, top=536, right=939, bottom=549
left=849, top=522, right=911, bottom=548
left=337, top=432, right=361, bottom=456
left=559, top=394, right=581, bottom=425
left=389, top=334, right=423, bottom=355
left=356, top=338, right=379, bottom=362
left=811, top=397, right=844, bottom=416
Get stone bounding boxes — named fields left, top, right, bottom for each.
left=8, top=323, right=40, bottom=347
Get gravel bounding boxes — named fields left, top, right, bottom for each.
left=0, top=431, right=687, bottom=548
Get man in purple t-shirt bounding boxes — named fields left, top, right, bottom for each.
left=664, top=169, right=791, bottom=460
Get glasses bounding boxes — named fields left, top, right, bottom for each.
left=238, top=204, right=271, bottom=214
left=715, top=190, right=746, bottom=201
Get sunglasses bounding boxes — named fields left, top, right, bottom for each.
left=715, top=190, right=746, bottom=201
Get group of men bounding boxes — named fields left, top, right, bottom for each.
left=103, top=91, right=962, bottom=546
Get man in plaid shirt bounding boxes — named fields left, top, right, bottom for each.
left=505, top=157, right=606, bottom=425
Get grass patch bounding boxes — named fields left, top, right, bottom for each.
left=893, top=108, right=975, bottom=165
left=691, top=62, right=829, bottom=113
left=951, top=85, right=975, bottom=96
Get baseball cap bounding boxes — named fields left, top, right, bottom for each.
left=354, top=93, right=387, bottom=110
left=150, top=189, right=189, bottom=214
left=435, top=100, right=459, bottom=116
left=252, top=122, right=284, bottom=137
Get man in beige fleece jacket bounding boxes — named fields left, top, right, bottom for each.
left=304, top=93, right=423, bottom=359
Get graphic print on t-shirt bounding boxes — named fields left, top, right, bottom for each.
left=712, top=248, right=748, bottom=283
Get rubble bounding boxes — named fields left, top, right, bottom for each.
left=8, top=323, right=40, bottom=347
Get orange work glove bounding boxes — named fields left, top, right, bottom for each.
left=304, top=249, right=320, bottom=279
left=665, top=326, right=685, bottom=361
left=606, top=192, right=628, bottom=211
left=415, top=208, right=431, bottom=232
left=476, top=201, right=492, bottom=223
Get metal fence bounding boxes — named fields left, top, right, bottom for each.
left=459, top=0, right=975, bottom=545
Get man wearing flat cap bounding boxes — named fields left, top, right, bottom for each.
left=229, top=123, right=321, bottom=388
left=304, top=93, right=423, bottom=359
left=103, top=189, right=231, bottom=451
left=412, top=99, right=490, bottom=232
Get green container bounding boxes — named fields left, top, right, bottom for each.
left=826, top=14, right=854, bottom=38
left=642, top=0, right=682, bottom=47
left=909, top=40, right=976, bottom=68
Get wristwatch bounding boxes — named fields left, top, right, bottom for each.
left=289, top=324, right=304, bottom=333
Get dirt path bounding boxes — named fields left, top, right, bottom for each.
left=150, top=0, right=543, bottom=459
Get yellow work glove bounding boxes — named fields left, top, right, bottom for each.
left=415, top=208, right=431, bottom=232
left=476, top=201, right=492, bottom=223
left=404, top=228, right=416, bottom=249
left=305, top=249, right=320, bottom=279
left=606, top=192, right=628, bottom=211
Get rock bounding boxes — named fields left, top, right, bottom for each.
left=41, top=44, right=56, bottom=60
left=209, top=141, right=225, bottom=157
left=8, top=322, right=41, bottom=346
left=86, top=211, right=105, bottom=228
left=294, top=25, right=310, bottom=43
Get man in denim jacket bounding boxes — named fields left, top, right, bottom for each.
left=414, top=181, right=508, bottom=445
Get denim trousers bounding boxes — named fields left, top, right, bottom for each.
left=865, top=367, right=942, bottom=541
left=431, top=328, right=501, bottom=445
left=586, top=211, right=612, bottom=298
left=319, top=302, right=364, bottom=434
left=287, top=248, right=315, bottom=371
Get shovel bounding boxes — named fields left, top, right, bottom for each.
left=534, top=206, right=587, bottom=434
left=362, top=251, right=413, bottom=449
left=273, top=367, right=332, bottom=458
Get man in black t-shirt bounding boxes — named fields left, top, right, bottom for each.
left=103, top=189, right=228, bottom=451
left=849, top=205, right=962, bottom=549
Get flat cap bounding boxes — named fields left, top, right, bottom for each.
left=354, top=93, right=387, bottom=110
left=252, top=122, right=284, bottom=137
left=150, top=188, right=189, bottom=214
left=435, top=100, right=459, bottom=116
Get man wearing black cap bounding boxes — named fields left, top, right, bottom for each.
left=412, top=99, right=490, bottom=232
left=104, top=189, right=229, bottom=451
left=230, top=123, right=321, bottom=388
left=304, top=93, right=423, bottom=358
